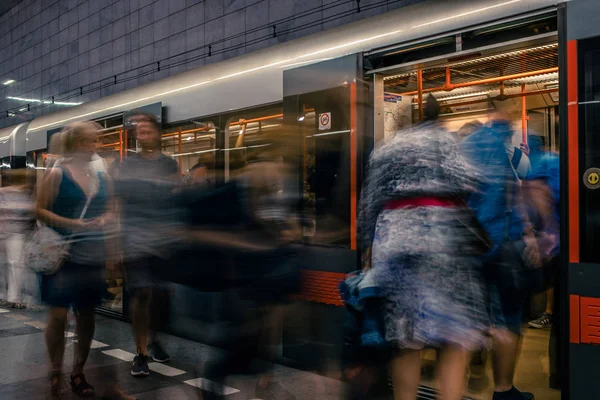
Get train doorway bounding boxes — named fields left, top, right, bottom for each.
left=365, top=12, right=562, bottom=400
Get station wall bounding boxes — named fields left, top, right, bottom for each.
left=0, top=0, right=423, bottom=128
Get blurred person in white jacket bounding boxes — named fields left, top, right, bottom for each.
left=0, top=169, right=35, bottom=308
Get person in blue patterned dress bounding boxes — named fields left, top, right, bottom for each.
left=358, top=95, right=490, bottom=400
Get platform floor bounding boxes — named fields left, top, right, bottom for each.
left=0, top=307, right=560, bottom=400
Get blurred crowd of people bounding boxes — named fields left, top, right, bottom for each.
left=351, top=95, right=560, bottom=400
left=0, top=96, right=560, bottom=400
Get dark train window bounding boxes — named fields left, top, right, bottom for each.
left=578, top=37, right=600, bottom=263
left=300, top=87, right=351, bottom=248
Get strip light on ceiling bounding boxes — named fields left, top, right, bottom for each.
left=7, top=96, right=82, bottom=106
left=437, top=91, right=491, bottom=101
left=29, top=0, right=523, bottom=132
left=448, top=43, right=558, bottom=68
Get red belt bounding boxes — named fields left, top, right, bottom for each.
left=384, top=197, right=463, bottom=209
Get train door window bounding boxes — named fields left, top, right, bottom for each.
left=161, top=119, right=219, bottom=182
left=578, top=37, right=600, bottom=263
left=299, top=87, right=351, bottom=248
left=223, top=106, right=284, bottom=182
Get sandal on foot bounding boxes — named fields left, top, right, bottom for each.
left=70, top=373, right=95, bottom=397
left=49, top=372, right=62, bottom=399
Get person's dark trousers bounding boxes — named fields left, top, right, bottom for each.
left=549, top=256, right=561, bottom=389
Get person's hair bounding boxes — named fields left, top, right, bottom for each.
left=61, top=121, right=101, bottom=154
left=458, top=120, right=484, bottom=137
left=132, top=113, right=161, bottom=134
left=48, top=132, right=65, bottom=157
left=424, top=94, right=440, bottom=121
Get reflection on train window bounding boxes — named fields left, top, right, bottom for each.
left=161, top=119, right=218, bottom=185
left=579, top=38, right=600, bottom=263
left=224, top=106, right=284, bottom=181
left=300, top=87, right=351, bottom=248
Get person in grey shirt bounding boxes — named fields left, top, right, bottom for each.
left=113, top=113, right=182, bottom=378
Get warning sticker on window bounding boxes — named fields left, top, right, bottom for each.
left=318, top=112, right=331, bottom=131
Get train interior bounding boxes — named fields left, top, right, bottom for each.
left=372, top=33, right=561, bottom=400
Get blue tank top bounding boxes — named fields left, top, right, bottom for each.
left=52, top=166, right=108, bottom=265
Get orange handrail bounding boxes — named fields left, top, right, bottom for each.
left=230, top=114, right=283, bottom=126
left=401, top=67, right=559, bottom=96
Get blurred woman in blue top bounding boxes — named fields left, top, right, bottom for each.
left=37, top=122, right=115, bottom=399
left=459, top=113, right=540, bottom=400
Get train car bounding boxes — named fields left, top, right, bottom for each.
left=4, top=0, right=599, bottom=398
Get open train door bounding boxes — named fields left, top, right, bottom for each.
left=563, top=1, right=600, bottom=399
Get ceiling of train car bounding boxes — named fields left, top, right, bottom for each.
left=0, top=0, right=22, bottom=17
left=383, top=43, right=559, bottom=115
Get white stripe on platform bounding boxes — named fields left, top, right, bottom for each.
left=102, top=349, right=136, bottom=362
left=149, top=362, right=186, bottom=377
left=65, top=331, right=76, bottom=338
left=90, top=340, right=109, bottom=349
left=25, top=321, right=47, bottom=329
left=184, top=378, right=240, bottom=395
left=0, top=308, right=10, bottom=313
left=5, top=314, right=31, bottom=321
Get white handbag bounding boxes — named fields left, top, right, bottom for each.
left=24, top=196, right=93, bottom=275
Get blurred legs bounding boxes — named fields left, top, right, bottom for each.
left=131, top=287, right=152, bottom=355
left=5, top=234, right=25, bottom=304
left=491, top=329, right=521, bottom=392
left=72, top=307, right=95, bottom=376
left=390, top=348, right=421, bottom=400
left=437, top=345, right=471, bottom=400
left=46, top=307, right=68, bottom=374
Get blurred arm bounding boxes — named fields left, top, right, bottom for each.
left=36, top=168, right=83, bottom=230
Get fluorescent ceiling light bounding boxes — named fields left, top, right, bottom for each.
left=437, top=91, right=490, bottom=101
left=7, top=96, right=82, bottom=106
left=411, top=0, right=522, bottom=29
left=3, top=79, right=15, bottom=85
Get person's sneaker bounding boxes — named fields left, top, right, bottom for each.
left=492, top=387, right=534, bottom=400
left=149, top=342, right=171, bottom=363
left=131, top=354, right=150, bottom=377
left=528, top=312, right=553, bottom=329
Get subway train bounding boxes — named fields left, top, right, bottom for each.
left=1, top=0, right=599, bottom=398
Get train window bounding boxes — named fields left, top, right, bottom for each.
left=161, top=119, right=219, bottom=184
left=223, top=106, right=284, bottom=182
left=300, top=87, right=351, bottom=247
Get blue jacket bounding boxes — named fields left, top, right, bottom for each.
left=459, top=122, right=526, bottom=255
left=339, top=270, right=386, bottom=348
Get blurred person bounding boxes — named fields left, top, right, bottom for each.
left=187, top=152, right=216, bottom=186
left=36, top=122, right=113, bottom=398
left=0, top=169, right=35, bottom=309
left=200, top=131, right=301, bottom=400
left=525, top=135, right=559, bottom=330
left=113, top=113, right=181, bottom=377
left=457, top=120, right=491, bottom=392
left=522, top=134, right=561, bottom=389
left=357, top=95, right=490, bottom=400
left=460, top=113, right=540, bottom=400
